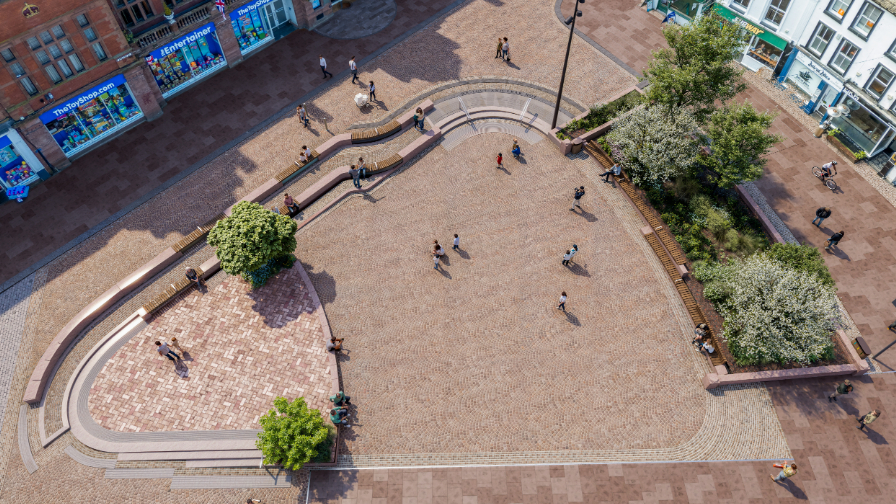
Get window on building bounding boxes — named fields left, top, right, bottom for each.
left=35, top=50, right=50, bottom=64
left=26, top=37, right=41, bottom=50
left=866, top=65, right=894, bottom=99
left=48, top=45, right=62, bottom=59
left=20, top=76, right=38, bottom=95
left=1, top=48, right=14, bottom=62
left=92, top=42, right=107, bottom=61
left=39, top=31, right=54, bottom=44
left=59, top=39, right=74, bottom=53
left=76, top=13, right=90, bottom=26
left=764, top=0, right=790, bottom=25
left=8, top=61, right=25, bottom=77
left=83, top=27, right=97, bottom=42
left=68, top=54, right=84, bottom=72
left=731, top=0, right=750, bottom=9
left=829, top=39, right=859, bottom=74
left=826, top=0, right=852, bottom=20
left=57, top=59, right=73, bottom=77
left=45, top=64, right=62, bottom=83
left=118, top=0, right=154, bottom=27
left=807, top=23, right=835, bottom=56
left=51, top=25, right=65, bottom=39
left=851, top=2, right=882, bottom=37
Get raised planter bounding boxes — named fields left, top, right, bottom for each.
left=825, top=134, right=864, bottom=162
left=734, top=185, right=785, bottom=244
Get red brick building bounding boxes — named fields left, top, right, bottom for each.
left=0, top=0, right=338, bottom=193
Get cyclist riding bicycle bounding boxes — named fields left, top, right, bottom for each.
left=820, top=161, right=838, bottom=183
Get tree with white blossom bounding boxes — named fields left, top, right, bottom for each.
left=694, top=254, right=841, bottom=365
left=607, top=105, right=701, bottom=185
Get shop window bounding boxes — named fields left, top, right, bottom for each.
left=59, top=39, right=74, bottom=53
left=48, top=45, right=62, bottom=59
left=731, top=0, right=750, bottom=10
left=764, top=0, right=790, bottom=26
left=45, top=65, right=62, bottom=84
left=829, top=39, right=859, bottom=74
left=1, top=48, right=15, bottom=62
left=825, top=0, right=851, bottom=21
left=8, top=61, right=25, bottom=77
left=20, top=76, right=38, bottom=96
left=68, top=54, right=85, bottom=72
left=83, top=27, right=98, bottom=42
left=35, top=50, right=50, bottom=65
left=851, top=2, right=882, bottom=38
left=807, top=23, right=835, bottom=57
left=76, top=14, right=90, bottom=27
left=57, top=59, right=73, bottom=78
left=52, top=25, right=65, bottom=39
left=749, top=39, right=784, bottom=68
left=865, top=65, right=894, bottom=99
left=92, top=42, right=107, bottom=61
left=26, top=37, right=41, bottom=50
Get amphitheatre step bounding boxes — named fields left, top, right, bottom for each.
left=117, top=449, right=263, bottom=461
left=169, top=474, right=291, bottom=489
left=184, top=458, right=262, bottom=468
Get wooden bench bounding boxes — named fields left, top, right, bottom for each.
left=366, top=153, right=403, bottom=176
left=350, top=120, right=401, bottom=144
left=171, top=213, right=226, bottom=253
left=276, top=150, right=320, bottom=183
left=140, top=267, right=204, bottom=315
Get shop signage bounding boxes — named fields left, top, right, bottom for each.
left=39, top=74, right=129, bottom=123
left=147, top=23, right=216, bottom=60
left=230, top=0, right=276, bottom=19
left=734, top=18, right=763, bottom=35
left=842, top=87, right=862, bottom=102
left=6, top=185, right=29, bottom=201
left=795, top=51, right=842, bottom=90
left=116, top=52, right=133, bottom=62
left=22, top=2, right=39, bottom=18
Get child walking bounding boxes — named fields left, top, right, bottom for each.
left=496, top=153, right=503, bottom=169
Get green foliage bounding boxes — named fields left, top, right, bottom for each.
left=242, top=254, right=296, bottom=289
left=703, top=102, right=783, bottom=188
left=256, top=397, right=331, bottom=471
left=644, top=11, right=748, bottom=124
left=704, top=208, right=730, bottom=242
left=854, top=150, right=868, bottom=160
left=671, top=177, right=701, bottom=201
left=207, top=201, right=298, bottom=279
left=557, top=91, right=646, bottom=139
left=765, top=243, right=835, bottom=288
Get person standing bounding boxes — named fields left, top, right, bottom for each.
left=502, top=37, right=509, bottom=61
left=297, top=104, right=309, bottom=127
left=349, top=165, right=361, bottom=189
left=857, top=410, right=881, bottom=431
left=511, top=139, right=521, bottom=159
left=496, top=153, right=503, bottom=170
left=562, top=250, right=572, bottom=266
left=453, top=234, right=460, bottom=250
left=155, top=341, right=181, bottom=362
left=495, top=37, right=503, bottom=58
left=368, top=81, right=377, bottom=101
left=813, top=207, right=831, bottom=227
left=770, top=462, right=797, bottom=483
left=357, top=157, right=367, bottom=178
left=170, top=337, right=185, bottom=355
left=600, top=164, right=621, bottom=183
left=568, top=244, right=578, bottom=264
left=828, top=379, right=852, bottom=402
left=319, top=55, right=333, bottom=78
left=349, top=56, right=358, bottom=84
left=571, top=186, right=585, bottom=211
left=413, top=108, right=425, bottom=132
left=825, top=230, right=844, bottom=251
left=433, top=252, right=441, bottom=270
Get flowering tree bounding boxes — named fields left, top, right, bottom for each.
left=694, top=254, right=840, bottom=365
left=607, top=105, right=700, bottom=184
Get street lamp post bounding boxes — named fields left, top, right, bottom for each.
left=552, top=0, right=585, bottom=130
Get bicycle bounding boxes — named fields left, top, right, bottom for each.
left=812, top=166, right=838, bottom=191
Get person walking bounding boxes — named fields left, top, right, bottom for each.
left=600, top=163, right=621, bottom=183
left=368, top=81, right=377, bottom=101
left=155, top=341, right=181, bottom=362
left=453, top=234, right=460, bottom=250
left=170, top=337, right=185, bottom=355
left=571, top=186, right=585, bottom=211
left=568, top=244, right=578, bottom=264
left=349, top=164, right=361, bottom=189
left=496, top=153, right=503, bottom=170
left=349, top=56, right=358, bottom=84
left=828, top=379, right=853, bottom=402
left=297, top=104, right=309, bottom=127
left=502, top=37, right=509, bottom=61
left=413, top=108, right=425, bottom=132
left=813, top=207, right=831, bottom=227
left=319, top=55, right=333, bottom=78
left=557, top=292, right=567, bottom=311
left=562, top=250, right=572, bottom=266
left=825, top=230, right=844, bottom=251
left=433, top=252, right=441, bottom=270
left=495, top=37, right=503, bottom=58
left=857, top=410, right=881, bottom=431
left=770, top=462, right=797, bottom=483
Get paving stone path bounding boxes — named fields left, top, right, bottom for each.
left=315, top=0, right=399, bottom=40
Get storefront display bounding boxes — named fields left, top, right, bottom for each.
left=829, top=87, right=896, bottom=155
left=230, top=0, right=276, bottom=53
left=782, top=50, right=844, bottom=115
left=0, top=135, right=39, bottom=189
left=145, top=23, right=226, bottom=98
left=747, top=39, right=783, bottom=69
left=713, top=5, right=788, bottom=71
left=40, top=75, right=143, bottom=157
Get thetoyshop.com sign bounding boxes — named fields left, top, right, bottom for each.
left=148, top=23, right=217, bottom=60
left=40, top=74, right=128, bottom=123
left=230, top=0, right=277, bottom=19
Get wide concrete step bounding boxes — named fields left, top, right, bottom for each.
left=117, top=449, right=263, bottom=461
left=185, top=458, right=262, bottom=468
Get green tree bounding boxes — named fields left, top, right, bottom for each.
left=765, top=243, right=835, bottom=288
left=256, top=397, right=331, bottom=470
left=644, top=11, right=748, bottom=124
left=207, top=201, right=298, bottom=277
left=703, top=102, right=782, bottom=188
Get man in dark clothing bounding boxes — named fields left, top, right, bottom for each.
left=570, top=186, right=585, bottom=211
left=826, top=231, right=844, bottom=251
left=813, top=207, right=831, bottom=227
left=829, top=380, right=853, bottom=401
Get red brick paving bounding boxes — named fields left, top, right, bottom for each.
left=0, top=0, right=456, bottom=286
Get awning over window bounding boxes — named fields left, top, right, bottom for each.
left=712, top=4, right=788, bottom=51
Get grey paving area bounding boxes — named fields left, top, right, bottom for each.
left=428, top=90, right=576, bottom=127
left=0, top=275, right=34, bottom=435
left=315, top=0, right=398, bottom=39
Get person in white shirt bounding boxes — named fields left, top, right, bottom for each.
left=349, top=56, right=358, bottom=84
left=368, top=81, right=376, bottom=101
left=303, top=146, right=312, bottom=160
left=568, top=244, right=578, bottom=263
left=562, top=250, right=572, bottom=266
left=319, top=55, right=332, bottom=78
left=453, top=234, right=460, bottom=250
left=557, top=292, right=567, bottom=311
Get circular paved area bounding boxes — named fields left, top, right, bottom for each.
left=87, top=265, right=330, bottom=432
left=315, top=0, right=398, bottom=40
left=296, top=132, right=706, bottom=457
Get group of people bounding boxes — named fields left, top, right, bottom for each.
left=432, top=236, right=460, bottom=270
left=495, top=37, right=511, bottom=61
left=496, top=139, right=524, bottom=170
left=690, top=323, right=715, bottom=356
left=329, top=390, right=352, bottom=426
left=812, top=205, right=845, bottom=252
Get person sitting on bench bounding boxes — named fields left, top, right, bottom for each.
left=330, top=390, right=351, bottom=406
left=284, top=193, right=300, bottom=214
left=692, top=323, right=708, bottom=347
left=326, top=336, right=344, bottom=352
left=330, top=407, right=349, bottom=425
left=185, top=267, right=206, bottom=289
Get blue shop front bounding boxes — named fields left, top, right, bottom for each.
left=230, top=0, right=297, bottom=55
left=779, top=49, right=843, bottom=118
left=0, top=127, right=49, bottom=194
left=145, top=22, right=227, bottom=99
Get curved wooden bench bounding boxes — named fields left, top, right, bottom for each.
left=276, top=150, right=321, bottom=183
left=140, top=267, right=205, bottom=316
left=171, top=214, right=226, bottom=253
left=367, top=153, right=403, bottom=176
left=351, top=120, right=401, bottom=144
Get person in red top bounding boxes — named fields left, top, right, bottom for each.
left=496, top=153, right=503, bottom=169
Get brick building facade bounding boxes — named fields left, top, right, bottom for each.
left=0, top=0, right=338, bottom=194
